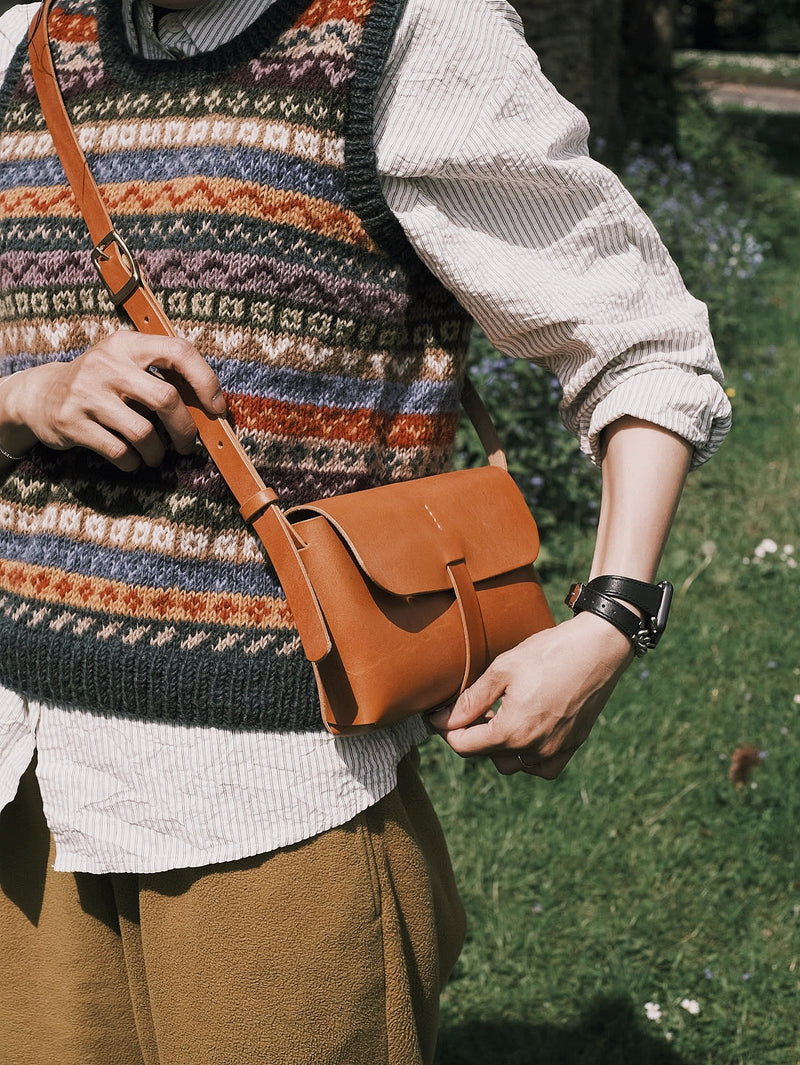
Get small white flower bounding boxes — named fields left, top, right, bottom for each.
left=680, top=998, right=700, bottom=1015
left=754, top=538, right=778, bottom=558
left=793, top=694, right=800, bottom=706
left=645, top=1002, right=662, bottom=1022
left=783, top=544, right=794, bottom=555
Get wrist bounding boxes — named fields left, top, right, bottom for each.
left=0, top=372, right=39, bottom=462
left=569, top=608, right=634, bottom=663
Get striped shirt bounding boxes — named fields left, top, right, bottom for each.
left=0, top=0, right=730, bottom=874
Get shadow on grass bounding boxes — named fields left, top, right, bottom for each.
left=436, top=995, right=695, bottom=1065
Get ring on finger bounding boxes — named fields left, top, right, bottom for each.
left=517, top=752, right=540, bottom=771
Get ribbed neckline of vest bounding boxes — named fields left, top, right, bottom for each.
left=95, top=0, right=314, bottom=88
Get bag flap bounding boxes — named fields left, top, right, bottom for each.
left=287, top=466, right=540, bottom=596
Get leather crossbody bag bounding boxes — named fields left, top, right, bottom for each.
left=27, top=0, right=555, bottom=732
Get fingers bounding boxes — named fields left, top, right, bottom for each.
left=26, top=332, right=228, bottom=470
left=68, top=417, right=164, bottom=473
left=429, top=659, right=507, bottom=731
left=113, top=335, right=227, bottom=459
left=137, top=335, right=228, bottom=418
left=101, top=332, right=227, bottom=419
left=124, top=373, right=199, bottom=458
left=491, top=746, right=578, bottom=779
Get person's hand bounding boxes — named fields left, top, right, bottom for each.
left=429, top=611, right=633, bottom=778
left=0, top=331, right=227, bottom=471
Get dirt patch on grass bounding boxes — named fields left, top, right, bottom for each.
left=698, top=80, right=800, bottom=112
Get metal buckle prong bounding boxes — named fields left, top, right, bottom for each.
left=91, top=230, right=143, bottom=307
left=651, top=579, right=673, bottom=643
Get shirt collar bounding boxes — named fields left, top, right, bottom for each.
left=122, top=0, right=276, bottom=59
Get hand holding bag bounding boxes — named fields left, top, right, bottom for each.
left=27, top=0, right=555, bottom=732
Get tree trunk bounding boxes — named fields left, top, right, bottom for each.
left=692, top=0, right=719, bottom=48
left=620, top=0, right=679, bottom=145
left=510, top=0, right=623, bottom=158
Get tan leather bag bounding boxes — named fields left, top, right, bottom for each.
left=27, top=0, right=554, bottom=732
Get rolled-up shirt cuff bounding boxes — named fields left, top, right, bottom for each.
left=582, top=367, right=732, bottom=469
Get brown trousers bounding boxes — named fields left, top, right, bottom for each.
left=0, top=750, right=465, bottom=1065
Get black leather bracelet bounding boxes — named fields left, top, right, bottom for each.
left=565, top=575, right=673, bottom=656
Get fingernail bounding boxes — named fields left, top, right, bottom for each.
left=212, top=389, right=227, bottom=415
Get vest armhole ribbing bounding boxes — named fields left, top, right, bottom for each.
left=0, top=38, right=29, bottom=135
left=345, top=0, right=420, bottom=270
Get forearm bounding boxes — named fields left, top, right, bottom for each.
left=589, top=416, right=693, bottom=584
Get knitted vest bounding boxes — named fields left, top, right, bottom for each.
left=0, top=0, right=472, bottom=731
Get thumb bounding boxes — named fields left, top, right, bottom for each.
left=430, top=663, right=507, bottom=731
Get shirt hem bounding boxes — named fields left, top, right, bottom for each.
left=49, top=725, right=427, bottom=874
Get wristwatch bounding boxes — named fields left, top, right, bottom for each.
left=565, top=575, right=673, bottom=656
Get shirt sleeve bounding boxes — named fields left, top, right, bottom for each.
left=0, top=5, right=38, bottom=82
left=374, top=0, right=731, bottom=467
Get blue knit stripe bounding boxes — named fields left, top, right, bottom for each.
left=216, top=361, right=459, bottom=413
left=0, top=529, right=276, bottom=596
left=4, top=148, right=346, bottom=205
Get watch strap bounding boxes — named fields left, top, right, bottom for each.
left=565, top=576, right=673, bottom=656
left=583, top=574, right=665, bottom=617
left=566, top=584, right=641, bottom=639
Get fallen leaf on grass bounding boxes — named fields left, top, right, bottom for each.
left=729, top=745, right=763, bottom=788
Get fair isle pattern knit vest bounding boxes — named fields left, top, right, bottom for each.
left=0, top=0, right=472, bottom=731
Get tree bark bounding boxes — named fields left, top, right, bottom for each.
left=510, top=0, right=623, bottom=157
left=620, top=0, right=679, bottom=145
left=510, top=0, right=678, bottom=156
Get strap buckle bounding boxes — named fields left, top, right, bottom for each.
left=565, top=582, right=583, bottom=611
left=632, top=580, right=673, bottom=655
left=91, top=230, right=143, bottom=307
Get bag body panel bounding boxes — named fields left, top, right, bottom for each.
left=291, top=485, right=555, bottom=731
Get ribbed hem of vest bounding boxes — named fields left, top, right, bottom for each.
left=0, top=620, right=324, bottom=731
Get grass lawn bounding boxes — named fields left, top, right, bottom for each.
left=422, top=106, right=800, bottom=1065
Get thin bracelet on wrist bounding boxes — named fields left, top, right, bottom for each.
left=0, top=441, right=25, bottom=463
left=0, top=373, right=26, bottom=462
